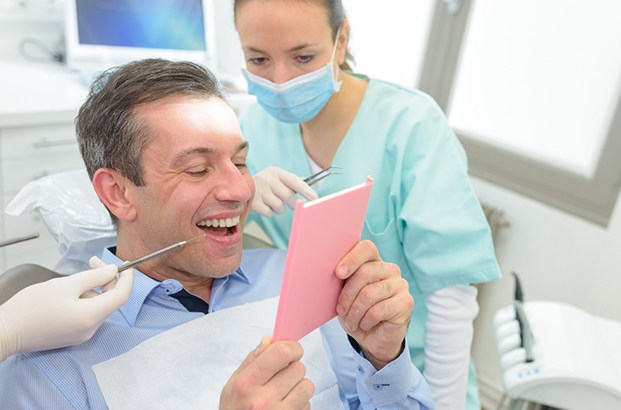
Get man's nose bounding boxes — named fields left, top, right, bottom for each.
left=213, top=164, right=253, bottom=202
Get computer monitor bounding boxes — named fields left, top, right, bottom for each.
left=64, top=0, right=216, bottom=73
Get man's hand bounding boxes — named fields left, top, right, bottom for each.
left=335, top=240, right=413, bottom=369
left=220, top=336, right=315, bottom=409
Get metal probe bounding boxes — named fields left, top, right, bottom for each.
left=0, top=233, right=39, bottom=248
left=117, top=233, right=206, bottom=272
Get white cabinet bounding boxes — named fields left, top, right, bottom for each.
left=0, top=123, right=85, bottom=271
left=0, top=62, right=87, bottom=272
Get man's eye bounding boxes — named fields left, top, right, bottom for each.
left=235, top=162, right=247, bottom=169
left=186, top=169, right=208, bottom=176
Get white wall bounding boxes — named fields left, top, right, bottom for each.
left=470, top=175, right=621, bottom=403
left=209, top=0, right=244, bottom=79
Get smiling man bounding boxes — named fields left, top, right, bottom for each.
left=93, top=92, right=252, bottom=302
left=0, top=59, right=434, bottom=409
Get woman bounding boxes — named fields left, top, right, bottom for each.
left=234, top=0, right=501, bottom=408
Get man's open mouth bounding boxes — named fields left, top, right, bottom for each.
left=196, top=216, right=240, bottom=236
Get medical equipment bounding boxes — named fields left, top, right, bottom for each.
left=494, top=274, right=621, bottom=410
left=117, top=233, right=207, bottom=272
left=303, top=166, right=342, bottom=187
left=0, top=233, right=39, bottom=248
left=64, top=0, right=216, bottom=73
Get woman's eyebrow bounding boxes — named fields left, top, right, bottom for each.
left=245, top=43, right=317, bottom=54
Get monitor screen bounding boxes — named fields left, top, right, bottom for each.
left=64, top=0, right=216, bottom=72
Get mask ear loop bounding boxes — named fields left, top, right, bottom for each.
left=331, top=25, right=343, bottom=89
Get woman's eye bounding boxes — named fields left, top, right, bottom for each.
left=297, top=55, right=313, bottom=64
left=235, top=162, right=248, bottom=170
left=248, top=57, right=267, bottom=66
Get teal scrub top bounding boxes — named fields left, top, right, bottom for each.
left=240, top=75, right=501, bottom=391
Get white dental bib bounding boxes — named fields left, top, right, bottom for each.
left=93, top=297, right=341, bottom=409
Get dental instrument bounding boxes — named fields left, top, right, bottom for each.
left=117, top=233, right=206, bottom=272
left=303, top=166, right=342, bottom=187
left=0, top=233, right=39, bottom=248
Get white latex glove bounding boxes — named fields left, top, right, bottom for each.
left=0, top=256, right=134, bottom=362
left=252, top=166, right=319, bottom=217
left=424, top=284, right=479, bottom=410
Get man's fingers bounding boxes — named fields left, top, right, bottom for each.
left=336, top=258, right=399, bottom=317
left=237, top=336, right=272, bottom=373
left=334, top=240, right=381, bottom=280
left=247, top=341, right=304, bottom=386
left=265, top=360, right=310, bottom=402
left=339, top=275, right=397, bottom=331
left=358, top=286, right=412, bottom=332
left=235, top=339, right=302, bottom=386
left=282, top=378, right=315, bottom=409
left=223, top=339, right=313, bottom=409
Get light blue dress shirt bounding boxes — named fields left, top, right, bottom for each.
left=0, top=248, right=434, bottom=409
left=240, top=74, right=502, bottom=408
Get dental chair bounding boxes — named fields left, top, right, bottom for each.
left=494, top=273, right=621, bottom=410
left=0, top=263, right=61, bottom=305
left=1, top=168, right=273, bottom=302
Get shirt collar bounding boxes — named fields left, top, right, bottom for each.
left=101, top=246, right=251, bottom=326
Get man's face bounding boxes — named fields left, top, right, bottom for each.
left=125, top=95, right=254, bottom=280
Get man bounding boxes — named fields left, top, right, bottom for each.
left=0, top=59, right=433, bottom=409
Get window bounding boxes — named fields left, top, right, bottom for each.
left=343, top=0, right=434, bottom=88
left=347, top=0, right=621, bottom=226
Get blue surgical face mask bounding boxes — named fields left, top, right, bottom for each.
left=242, top=28, right=342, bottom=123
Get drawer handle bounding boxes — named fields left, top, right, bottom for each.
left=33, top=137, right=77, bottom=148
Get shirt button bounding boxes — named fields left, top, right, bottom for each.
left=357, top=366, right=364, bottom=374
left=373, top=384, right=383, bottom=391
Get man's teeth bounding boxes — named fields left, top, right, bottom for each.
left=197, top=216, right=240, bottom=228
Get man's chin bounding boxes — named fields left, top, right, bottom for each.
left=205, top=253, right=243, bottom=277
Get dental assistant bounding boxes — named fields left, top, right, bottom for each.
left=234, top=1, right=502, bottom=409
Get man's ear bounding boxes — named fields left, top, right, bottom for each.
left=92, top=168, right=138, bottom=221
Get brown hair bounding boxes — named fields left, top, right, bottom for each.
left=76, top=58, right=224, bottom=187
left=233, top=0, right=355, bottom=71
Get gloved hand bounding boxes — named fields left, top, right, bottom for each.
left=0, top=256, right=134, bottom=362
left=252, top=166, right=319, bottom=217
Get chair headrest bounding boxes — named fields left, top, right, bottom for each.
left=5, top=169, right=117, bottom=274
